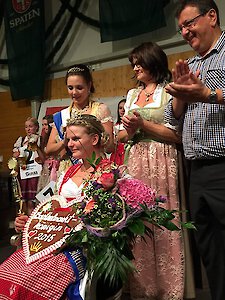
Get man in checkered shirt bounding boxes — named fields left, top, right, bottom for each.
left=165, top=1, right=225, bottom=300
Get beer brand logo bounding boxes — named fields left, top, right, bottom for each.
left=12, top=0, right=31, bottom=14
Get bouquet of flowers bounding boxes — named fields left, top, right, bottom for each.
left=66, top=154, right=195, bottom=286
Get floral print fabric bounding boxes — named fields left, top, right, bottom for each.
left=125, top=86, right=184, bottom=300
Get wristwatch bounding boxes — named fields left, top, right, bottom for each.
left=208, top=89, right=218, bottom=104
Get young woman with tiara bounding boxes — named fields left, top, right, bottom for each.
left=46, top=64, right=114, bottom=175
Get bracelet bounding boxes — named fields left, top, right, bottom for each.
left=207, top=89, right=218, bottom=104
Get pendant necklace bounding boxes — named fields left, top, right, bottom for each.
left=143, top=88, right=156, bottom=102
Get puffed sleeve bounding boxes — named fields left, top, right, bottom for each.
left=164, top=98, right=184, bottom=132
left=13, top=136, right=23, bottom=148
left=124, top=88, right=137, bottom=115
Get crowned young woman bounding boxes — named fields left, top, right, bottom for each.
left=0, top=115, right=120, bottom=300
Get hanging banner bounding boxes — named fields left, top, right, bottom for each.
left=99, top=0, right=170, bottom=42
left=4, top=0, right=45, bottom=101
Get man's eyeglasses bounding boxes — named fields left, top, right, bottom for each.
left=131, top=63, right=141, bottom=69
left=177, top=13, right=206, bottom=34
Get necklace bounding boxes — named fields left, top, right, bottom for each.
left=71, top=104, right=89, bottom=118
left=143, top=88, right=156, bottom=102
left=71, top=99, right=93, bottom=118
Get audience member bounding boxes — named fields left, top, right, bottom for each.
left=12, top=117, right=44, bottom=215
left=110, top=98, right=126, bottom=165
left=118, top=42, right=185, bottom=299
left=37, top=114, right=61, bottom=192
left=165, top=1, right=225, bottom=299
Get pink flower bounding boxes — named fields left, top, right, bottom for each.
left=97, top=172, right=115, bottom=190
left=117, top=178, right=156, bottom=209
left=95, top=159, right=114, bottom=173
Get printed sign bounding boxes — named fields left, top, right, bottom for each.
left=19, top=149, right=42, bottom=179
left=35, top=181, right=56, bottom=203
left=23, top=195, right=82, bottom=264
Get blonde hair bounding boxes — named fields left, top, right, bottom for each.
left=66, top=114, right=109, bottom=147
left=25, top=117, right=39, bottom=132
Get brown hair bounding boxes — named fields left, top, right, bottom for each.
left=129, top=42, right=171, bottom=84
left=40, top=115, right=54, bottom=150
left=65, top=64, right=95, bottom=93
left=176, top=0, right=220, bottom=26
left=116, top=99, right=126, bottom=124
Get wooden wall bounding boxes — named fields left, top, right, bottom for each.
left=0, top=50, right=194, bottom=171
left=44, top=64, right=136, bottom=100
left=0, top=92, right=31, bottom=171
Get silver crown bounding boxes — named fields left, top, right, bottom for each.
left=67, top=67, right=85, bottom=73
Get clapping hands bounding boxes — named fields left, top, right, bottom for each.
left=122, top=111, right=143, bottom=138
left=165, top=59, right=209, bottom=103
